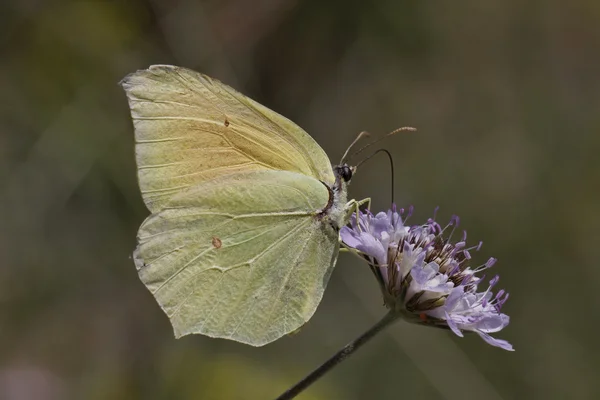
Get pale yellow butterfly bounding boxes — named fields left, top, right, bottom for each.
left=120, top=65, right=366, bottom=346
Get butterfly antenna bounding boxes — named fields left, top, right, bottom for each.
left=356, top=148, right=395, bottom=204
left=345, top=126, right=416, bottom=164
left=340, top=131, right=371, bottom=164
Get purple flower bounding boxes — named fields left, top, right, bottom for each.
left=340, top=205, right=513, bottom=351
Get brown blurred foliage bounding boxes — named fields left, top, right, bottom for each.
left=2, top=1, right=599, bottom=399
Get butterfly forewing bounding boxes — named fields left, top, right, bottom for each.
left=121, top=65, right=335, bottom=212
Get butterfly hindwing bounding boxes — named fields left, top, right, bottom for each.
left=134, top=170, right=339, bottom=346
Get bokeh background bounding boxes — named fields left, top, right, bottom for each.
left=2, top=1, right=599, bottom=399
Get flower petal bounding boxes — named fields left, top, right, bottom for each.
left=340, top=226, right=361, bottom=248
left=475, top=331, right=514, bottom=351
left=354, top=232, right=387, bottom=264
left=473, top=314, right=510, bottom=333
left=371, top=212, right=392, bottom=237
left=445, top=312, right=464, bottom=337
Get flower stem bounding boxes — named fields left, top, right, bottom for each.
left=275, top=311, right=400, bottom=400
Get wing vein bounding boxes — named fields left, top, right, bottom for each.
left=219, top=84, right=318, bottom=176
left=268, top=225, right=316, bottom=331
left=224, top=219, right=312, bottom=336
left=152, top=220, right=293, bottom=296
left=136, top=137, right=184, bottom=143
left=168, top=219, right=309, bottom=324
left=132, top=99, right=201, bottom=108
left=151, top=245, right=212, bottom=295
left=170, top=162, right=256, bottom=179
left=141, top=185, right=190, bottom=194
left=177, top=73, right=298, bottom=172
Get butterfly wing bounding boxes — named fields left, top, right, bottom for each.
left=135, top=169, right=339, bottom=346
left=121, top=65, right=335, bottom=212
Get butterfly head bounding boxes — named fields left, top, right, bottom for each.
left=334, top=163, right=355, bottom=183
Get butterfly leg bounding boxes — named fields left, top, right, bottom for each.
left=339, top=197, right=372, bottom=252
left=356, top=197, right=371, bottom=210
left=343, top=197, right=371, bottom=231
left=339, top=197, right=371, bottom=253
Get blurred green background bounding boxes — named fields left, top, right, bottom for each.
left=2, top=1, right=599, bottom=399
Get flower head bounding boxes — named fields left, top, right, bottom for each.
left=340, top=205, right=513, bottom=351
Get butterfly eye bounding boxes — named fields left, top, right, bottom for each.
left=339, top=164, right=353, bottom=182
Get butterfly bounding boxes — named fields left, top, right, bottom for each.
left=121, top=65, right=368, bottom=346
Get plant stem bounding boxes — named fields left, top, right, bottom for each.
left=275, top=311, right=400, bottom=400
